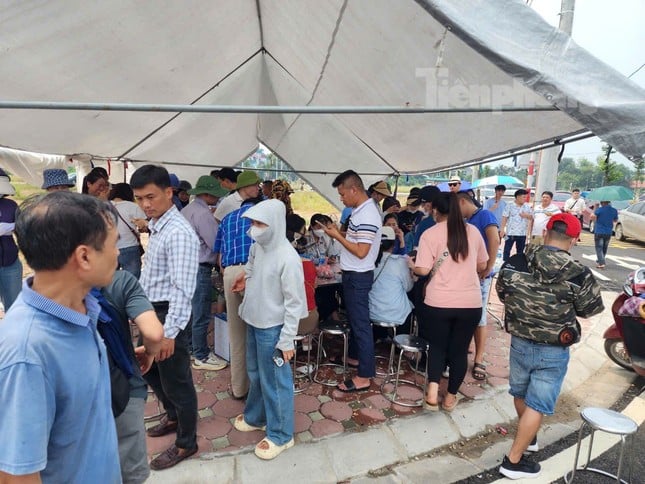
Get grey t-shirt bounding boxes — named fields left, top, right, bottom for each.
left=101, top=270, right=154, bottom=400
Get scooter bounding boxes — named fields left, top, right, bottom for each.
left=604, top=268, right=645, bottom=376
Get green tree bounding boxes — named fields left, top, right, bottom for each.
left=597, top=144, right=622, bottom=185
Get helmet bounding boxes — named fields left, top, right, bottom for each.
left=624, top=267, right=645, bottom=297
left=633, top=266, right=645, bottom=296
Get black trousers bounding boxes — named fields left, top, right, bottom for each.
left=418, top=304, right=481, bottom=395
left=143, top=302, right=198, bottom=450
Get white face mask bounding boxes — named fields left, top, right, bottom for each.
left=248, top=226, right=271, bottom=244
left=313, top=229, right=325, bottom=237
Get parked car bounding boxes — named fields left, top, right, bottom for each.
left=582, top=200, right=630, bottom=232
left=615, top=201, right=645, bottom=242
left=551, top=191, right=572, bottom=211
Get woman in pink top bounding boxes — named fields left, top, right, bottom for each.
left=412, top=192, right=488, bottom=411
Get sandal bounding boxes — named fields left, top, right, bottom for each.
left=472, top=363, right=486, bottom=381
left=441, top=395, right=459, bottom=413
left=423, top=399, right=439, bottom=412
left=233, top=414, right=266, bottom=432
left=254, top=437, right=295, bottom=460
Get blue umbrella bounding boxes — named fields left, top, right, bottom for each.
left=437, top=180, right=472, bottom=192
left=471, top=175, right=524, bottom=188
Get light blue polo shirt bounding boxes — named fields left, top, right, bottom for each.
left=0, top=278, right=121, bottom=483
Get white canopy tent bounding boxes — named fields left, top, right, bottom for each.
left=1, top=0, right=643, bottom=206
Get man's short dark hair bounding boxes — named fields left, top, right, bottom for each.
left=213, top=167, right=239, bottom=183
left=514, top=189, right=528, bottom=197
left=542, top=191, right=553, bottom=198
left=130, top=165, right=171, bottom=190
left=547, top=221, right=574, bottom=242
left=108, top=182, right=134, bottom=202
left=16, top=192, right=117, bottom=271
left=572, top=188, right=580, bottom=193
left=332, top=170, right=365, bottom=190
left=494, top=184, right=506, bottom=192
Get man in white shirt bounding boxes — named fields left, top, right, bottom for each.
left=563, top=188, right=584, bottom=225
left=213, top=170, right=260, bottom=222
left=321, top=170, right=381, bottom=393
left=528, top=191, right=561, bottom=246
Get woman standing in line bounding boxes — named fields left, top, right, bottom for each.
left=412, top=192, right=488, bottom=412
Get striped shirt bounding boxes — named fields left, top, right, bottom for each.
left=340, top=197, right=381, bottom=272
left=139, top=206, right=199, bottom=339
left=213, top=203, right=254, bottom=268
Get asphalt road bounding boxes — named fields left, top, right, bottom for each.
left=570, top=230, right=645, bottom=292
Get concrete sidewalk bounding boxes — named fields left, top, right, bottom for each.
left=147, top=291, right=619, bottom=483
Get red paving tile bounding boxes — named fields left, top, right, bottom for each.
left=294, top=412, right=313, bottom=433
left=310, top=418, right=344, bottom=439
left=294, top=394, right=321, bottom=413
left=197, top=415, right=232, bottom=439
left=212, top=398, right=245, bottom=418
left=362, top=394, right=391, bottom=410
left=196, top=435, right=213, bottom=456
left=201, top=377, right=231, bottom=393
left=391, top=403, right=418, bottom=414
left=146, top=432, right=176, bottom=456
left=459, top=383, right=487, bottom=399
left=355, top=408, right=387, bottom=425
left=227, top=428, right=265, bottom=447
left=197, top=391, right=217, bottom=410
left=144, top=399, right=165, bottom=419
left=320, top=401, right=353, bottom=422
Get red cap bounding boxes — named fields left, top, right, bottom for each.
left=546, top=213, right=581, bottom=238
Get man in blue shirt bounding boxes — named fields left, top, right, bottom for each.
left=0, top=192, right=121, bottom=483
left=591, top=201, right=618, bottom=268
left=483, top=184, right=507, bottom=227
left=458, top=192, right=500, bottom=381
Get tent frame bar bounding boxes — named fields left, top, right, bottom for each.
left=0, top=100, right=558, bottom=114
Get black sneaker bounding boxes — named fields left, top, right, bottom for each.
left=499, top=455, right=541, bottom=480
left=525, top=435, right=539, bottom=453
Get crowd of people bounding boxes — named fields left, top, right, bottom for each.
left=0, top=166, right=606, bottom=481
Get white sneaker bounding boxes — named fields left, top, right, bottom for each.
left=192, top=354, right=228, bottom=371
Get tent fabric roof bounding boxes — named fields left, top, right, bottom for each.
left=1, top=0, right=643, bottom=205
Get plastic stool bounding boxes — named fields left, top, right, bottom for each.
left=380, top=334, right=429, bottom=407
left=313, top=319, right=350, bottom=387
left=292, top=333, right=314, bottom=394
left=564, top=407, right=637, bottom=484
left=372, top=320, right=399, bottom=377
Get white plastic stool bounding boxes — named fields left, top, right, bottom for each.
left=564, top=407, right=637, bottom=484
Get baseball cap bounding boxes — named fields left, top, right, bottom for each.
left=419, top=185, right=440, bottom=203
left=235, top=170, right=261, bottom=189
left=546, top=213, right=581, bottom=238
left=381, top=226, right=396, bottom=241
left=169, top=173, right=180, bottom=190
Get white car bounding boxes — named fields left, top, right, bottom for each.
left=615, top=201, right=645, bottom=243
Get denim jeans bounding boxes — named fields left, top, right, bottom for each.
left=142, top=303, right=198, bottom=450
left=509, top=335, right=569, bottom=415
left=503, top=235, right=526, bottom=262
left=342, top=270, right=375, bottom=378
left=0, top=258, right=23, bottom=310
left=118, top=245, right=142, bottom=279
left=191, top=264, right=214, bottom=361
left=594, top=233, right=612, bottom=265
left=244, top=324, right=294, bottom=445
left=478, top=277, right=493, bottom=326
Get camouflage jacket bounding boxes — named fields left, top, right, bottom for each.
left=496, top=245, right=604, bottom=345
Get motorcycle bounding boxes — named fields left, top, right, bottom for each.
left=604, top=267, right=645, bottom=376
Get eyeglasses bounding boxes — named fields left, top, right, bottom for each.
left=448, top=182, right=460, bottom=187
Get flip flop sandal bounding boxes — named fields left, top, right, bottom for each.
left=472, top=363, right=487, bottom=381
left=233, top=414, right=266, bottom=432
left=441, top=396, right=460, bottom=412
left=337, top=378, right=371, bottom=393
left=254, top=437, right=295, bottom=460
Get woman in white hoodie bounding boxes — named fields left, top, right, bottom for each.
left=231, top=199, right=308, bottom=460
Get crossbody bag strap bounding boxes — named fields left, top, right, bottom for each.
left=429, top=249, right=449, bottom=279
left=115, top=209, right=141, bottom=244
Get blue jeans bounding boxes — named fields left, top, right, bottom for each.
left=478, top=277, right=493, bottom=326
left=244, top=324, right=294, bottom=445
left=594, top=233, right=611, bottom=265
left=191, top=264, right=214, bottom=361
left=509, top=336, right=569, bottom=415
left=342, top=270, right=375, bottom=378
left=503, top=236, right=526, bottom=262
left=118, top=245, right=142, bottom=279
left=0, top=258, right=23, bottom=310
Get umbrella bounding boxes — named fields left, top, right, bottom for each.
left=437, top=180, right=472, bottom=192
left=586, top=185, right=634, bottom=202
left=471, top=175, right=524, bottom=188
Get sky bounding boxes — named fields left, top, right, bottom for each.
left=527, top=0, right=644, bottom=167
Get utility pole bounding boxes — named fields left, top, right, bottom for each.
left=535, top=0, right=575, bottom=197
